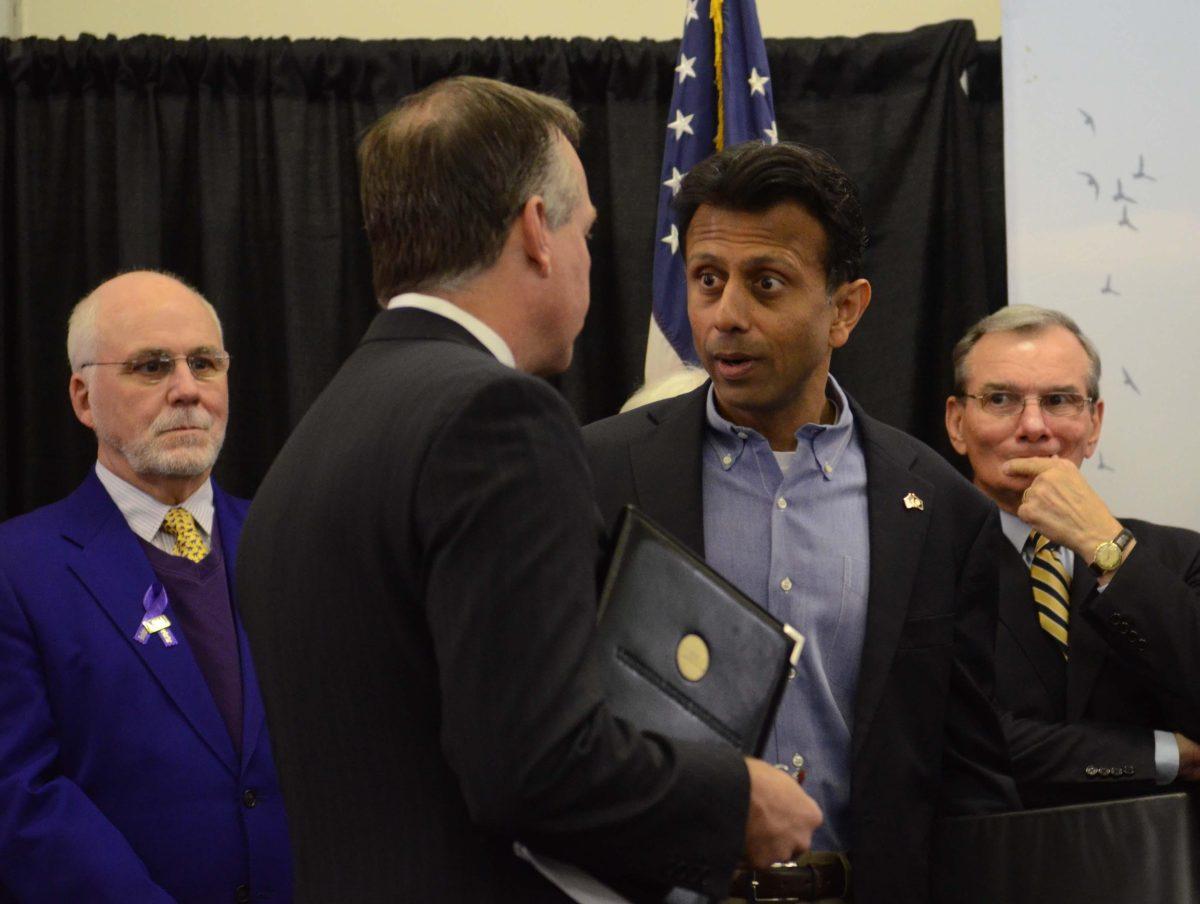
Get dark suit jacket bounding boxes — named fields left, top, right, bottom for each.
left=0, top=473, right=292, bottom=903
left=236, top=309, right=750, bottom=903
left=583, top=383, right=1016, bottom=904
left=996, top=517, right=1200, bottom=807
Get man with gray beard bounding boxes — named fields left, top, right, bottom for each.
left=0, top=271, right=292, bottom=903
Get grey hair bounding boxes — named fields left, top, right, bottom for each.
left=952, top=304, right=1102, bottom=400
left=67, top=271, right=223, bottom=373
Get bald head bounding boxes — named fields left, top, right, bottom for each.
left=68, top=271, right=223, bottom=375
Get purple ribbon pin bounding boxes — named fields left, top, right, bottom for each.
left=134, top=582, right=178, bottom=647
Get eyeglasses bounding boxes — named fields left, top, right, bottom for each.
left=960, top=391, right=1094, bottom=419
left=79, top=352, right=231, bottom=384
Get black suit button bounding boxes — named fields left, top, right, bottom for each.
left=242, top=789, right=257, bottom=808
left=236, top=885, right=250, bottom=903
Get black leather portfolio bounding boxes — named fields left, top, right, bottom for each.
left=594, top=505, right=804, bottom=756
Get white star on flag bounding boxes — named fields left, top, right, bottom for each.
left=675, top=53, right=697, bottom=84
left=764, top=120, right=778, bottom=144
left=668, top=110, right=695, bottom=141
left=663, top=167, right=686, bottom=196
left=684, top=0, right=699, bottom=24
left=661, top=223, right=680, bottom=255
left=747, top=67, right=770, bottom=96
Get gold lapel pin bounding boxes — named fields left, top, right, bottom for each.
left=903, top=492, right=925, bottom=511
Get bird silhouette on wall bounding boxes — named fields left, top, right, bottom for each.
left=1097, top=453, right=1116, bottom=472
left=1122, top=367, right=1140, bottom=394
left=1079, top=108, right=1096, bottom=132
left=1132, top=154, right=1157, bottom=182
left=1113, top=179, right=1136, bottom=203
left=1101, top=275, right=1119, bottom=295
left=1078, top=171, right=1100, bottom=199
left=1118, top=205, right=1138, bottom=230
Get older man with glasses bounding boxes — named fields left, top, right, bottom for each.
left=0, top=271, right=292, bottom=902
left=945, top=304, right=1200, bottom=808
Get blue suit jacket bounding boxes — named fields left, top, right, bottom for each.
left=0, top=472, right=292, bottom=903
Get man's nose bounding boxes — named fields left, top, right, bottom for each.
left=711, top=283, right=751, bottom=332
left=1014, top=398, right=1051, bottom=440
left=164, top=361, right=202, bottom=402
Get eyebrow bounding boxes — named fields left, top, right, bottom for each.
left=685, top=252, right=796, bottom=271
left=127, top=345, right=223, bottom=358
left=978, top=381, right=1084, bottom=393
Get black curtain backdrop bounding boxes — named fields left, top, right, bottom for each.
left=0, top=21, right=1005, bottom=519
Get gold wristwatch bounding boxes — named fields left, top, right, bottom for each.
left=1090, top=527, right=1134, bottom=576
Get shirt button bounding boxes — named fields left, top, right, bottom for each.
left=242, top=789, right=257, bottom=808
left=776, top=497, right=788, bottom=510
left=721, top=454, right=733, bottom=467
left=823, top=463, right=833, bottom=474
left=737, top=431, right=748, bottom=439
left=787, top=666, right=797, bottom=680
left=792, top=753, right=805, bottom=769
left=780, top=577, right=793, bottom=592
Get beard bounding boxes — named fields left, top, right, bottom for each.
left=98, top=407, right=226, bottom=479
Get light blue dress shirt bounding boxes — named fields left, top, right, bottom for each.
left=701, top=374, right=869, bottom=852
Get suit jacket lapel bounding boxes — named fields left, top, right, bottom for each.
left=630, top=385, right=708, bottom=557
left=63, top=474, right=240, bottom=776
left=997, top=542, right=1068, bottom=713
left=1065, top=559, right=1104, bottom=721
left=851, top=409, right=934, bottom=762
left=214, top=485, right=265, bottom=771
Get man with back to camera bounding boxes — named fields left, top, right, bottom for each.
left=945, top=304, right=1200, bottom=807
left=583, top=141, right=1017, bottom=903
left=0, top=271, right=292, bottom=902
left=234, top=77, right=823, bottom=903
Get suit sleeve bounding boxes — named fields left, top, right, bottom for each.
left=0, top=563, right=175, bottom=903
left=1083, top=530, right=1200, bottom=722
left=939, top=507, right=1022, bottom=814
left=411, top=376, right=748, bottom=898
left=1000, top=710, right=1157, bottom=795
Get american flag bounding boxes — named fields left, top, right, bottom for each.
left=645, top=0, right=779, bottom=381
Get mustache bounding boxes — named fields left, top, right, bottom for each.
left=705, top=342, right=759, bottom=359
left=151, top=409, right=213, bottom=434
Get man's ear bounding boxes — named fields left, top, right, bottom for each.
left=829, top=278, right=871, bottom=349
left=517, top=195, right=552, bottom=278
left=945, top=395, right=968, bottom=455
left=1083, top=398, right=1104, bottom=458
left=69, top=373, right=95, bottom=429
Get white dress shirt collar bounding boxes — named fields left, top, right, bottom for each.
left=94, top=461, right=215, bottom=543
left=386, top=292, right=516, bottom=369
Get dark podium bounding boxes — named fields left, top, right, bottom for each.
left=933, top=792, right=1200, bottom=903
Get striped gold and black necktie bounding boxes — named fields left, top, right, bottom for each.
left=1029, top=530, right=1071, bottom=658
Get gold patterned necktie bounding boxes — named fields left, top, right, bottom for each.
left=161, top=507, right=210, bottom=563
left=1029, top=530, right=1070, bottom=658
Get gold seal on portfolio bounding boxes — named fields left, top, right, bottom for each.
left=675, top=633, right=710, bottom=682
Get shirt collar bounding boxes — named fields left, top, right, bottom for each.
left=94, top=461, right=215, bottom=543
left=998, top=507, right=1033, bottom=553
left=386, top=292, right=516, bottom=368
left=703, top=373, right=857, bottom=476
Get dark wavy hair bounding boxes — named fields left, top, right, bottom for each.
left=674, top=141, right=868, bottom=292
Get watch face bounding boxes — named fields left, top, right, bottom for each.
left=1094, top=541, right=1121, bottom=571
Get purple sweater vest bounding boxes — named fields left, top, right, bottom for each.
left=140, top=527, right=243, bottom=754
